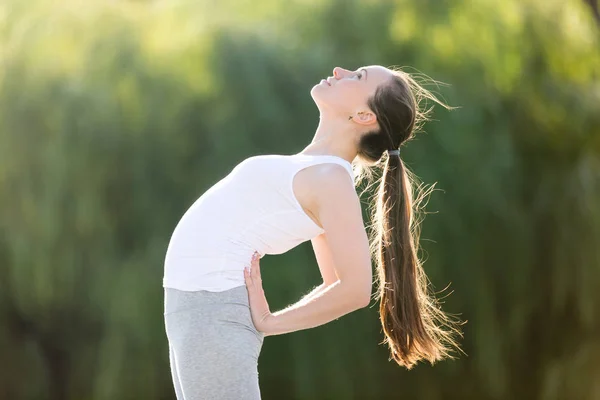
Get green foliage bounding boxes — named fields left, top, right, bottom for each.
left=0, top=0, right=598, bottom=399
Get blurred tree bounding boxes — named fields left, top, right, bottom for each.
left=582, top=0, right=600, bottom=24
left=0, top=0, right=598, bottom=399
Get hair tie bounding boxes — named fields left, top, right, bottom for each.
left=387, top=149, right=400, bottom=156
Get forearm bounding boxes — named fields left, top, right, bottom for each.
left=296, top=282, right=329, bottom=306
left=265, top=281, right=365, bottom=337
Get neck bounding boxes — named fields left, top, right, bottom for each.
left=300, top=113, right=359, bottom=164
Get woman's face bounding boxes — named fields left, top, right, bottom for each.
left=310, top=65, right=393, bottom=116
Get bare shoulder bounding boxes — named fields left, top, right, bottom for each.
left=293, top=163, right=355, bottom=224
left=311, top=165, right=362, bottom=229
left=311, top=164, right=358, bottom=207
left=294, top=164, right=356, bottom=219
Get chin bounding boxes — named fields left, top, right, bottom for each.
left=310, top=86, right=328, bottom=107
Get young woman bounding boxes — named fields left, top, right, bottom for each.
left=163, top=65, right=463, bottom=399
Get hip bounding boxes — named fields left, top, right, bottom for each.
left=164, top=285, right=264, bottom=350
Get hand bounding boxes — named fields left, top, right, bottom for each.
left=244, top=251, right=273, bottom=334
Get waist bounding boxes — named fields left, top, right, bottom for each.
left=163, top=256, right=248, bottom=292
left=164, top=285, right=249, bottom=314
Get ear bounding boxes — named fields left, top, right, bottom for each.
left=351, top=110, right=377, bottom=126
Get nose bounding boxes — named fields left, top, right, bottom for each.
left=333, top=67, right=348, bottom=79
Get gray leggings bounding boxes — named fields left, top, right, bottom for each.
left=164, top=285, right=265, bottom=400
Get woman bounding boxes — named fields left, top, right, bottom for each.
left=163, top=65, right=464, bottom=399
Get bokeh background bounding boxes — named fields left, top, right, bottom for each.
left=1, top=0, right=599, bottom=399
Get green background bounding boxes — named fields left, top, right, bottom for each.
left=0, top=0, right=599, bottom=399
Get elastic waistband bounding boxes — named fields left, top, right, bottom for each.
left=163, top=285, right=248, bottom=315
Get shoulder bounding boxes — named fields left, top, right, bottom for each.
left=300, top=163, right=355, bottom=199
left=303, top=162, right=351, bottom=180
left=311, top=164, right=360, bottom=216
left=312, top=163, right=355, bottom=192
left=293, top=163, right=359, bottom=229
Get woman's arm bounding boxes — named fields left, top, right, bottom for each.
left=292, top=232, right=341, bottom=306
left=264, top=166, right=372, bottom=336
left=265, top=280, right=366, bottom=336
left=312, top=232, right=340, bottom=285
left=296, top=282, right=328, bottom=306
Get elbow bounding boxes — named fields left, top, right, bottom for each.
left=345, top=283, right=371, bottom=309
left=357, top=293, right=371, bottom=308
left=356, top=281, right=372, bottom=308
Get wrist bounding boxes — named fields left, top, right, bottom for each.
left=262, top=313, right=276, bottom=337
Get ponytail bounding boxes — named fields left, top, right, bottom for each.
left=370, top=153, right=463, bottom=369
left=358, top=67, right=465, bottom=369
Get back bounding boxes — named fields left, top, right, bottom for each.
left=163, top=153, right=355, bottom=291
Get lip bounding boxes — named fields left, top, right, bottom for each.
left=321, top=79, right=331, bottom=86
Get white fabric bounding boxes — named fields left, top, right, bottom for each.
left=163, top=153, right=355, bottom=292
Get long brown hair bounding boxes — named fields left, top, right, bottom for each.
left=354, top=67, right=465, bottom=369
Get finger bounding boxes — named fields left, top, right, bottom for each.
left=252, top=252, right=259, bottom=264
left=254, top=256, right=261, bottom=278
left=244, top=267, right=253, bottom=287
left=251, top=255, right=261, bottom=282
left=250, top=253, right=259, bottom=272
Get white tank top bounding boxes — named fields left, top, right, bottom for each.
left=163, top=153, right=355, bottom=292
